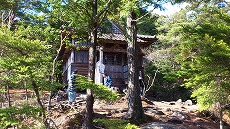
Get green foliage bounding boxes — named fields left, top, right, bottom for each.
left=143, top=10, right=192, bottom=101
left=137, top=12, right=158, bottom=35
left=48, top=0, right=122, bottom=38
left=175, top=6, right=230, bottom=110
left=144, top=62, right=191, bottom=101
left=181, top=34, right=230, bottom=110
left=0, top=106, right=42, bottom=129
left=119, top=0, right=139, bottom=17
left=94, top=118, right=139, bottom=129
left=147, top=3, right=230, bottom=106
left=76, top=75, right=119, bottom=101
left=0, top=25, right=56, bottom=91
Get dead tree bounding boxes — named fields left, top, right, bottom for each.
left=142, top=69, right=158, bottom=98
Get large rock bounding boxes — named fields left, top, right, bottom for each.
left=140, top=122, right=183, bottom=129
left=110, top=87, right=120, bottom=93
left=144, top=108, right=165, bottom=115
left=171, top=111, right=190, bottom=120
left=176, top=99, right=182, bottom=104
left=185, top=100, right=192, bottom=106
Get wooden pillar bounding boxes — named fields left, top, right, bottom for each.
left=95, top=47, right=105, bottom=84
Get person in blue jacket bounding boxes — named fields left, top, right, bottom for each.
left=103, top=73, right=112, bottom=88
left=68, top=70, right=77, bottom=104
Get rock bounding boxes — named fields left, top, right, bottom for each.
left=168, top=118, right=183, bottom=124
left=165, top=108, right=171, bottom=112
left=169, top=102, right=176, bottom=105
left=144, top=108, right=155, bottom=114
left=140, top=122, right=183, bottom=129
left=144, top=108, right=165, bottom=115
left=172, top=111, right=190, bottom=120
left=156, top=110, right=165, bottom=115
left=185, top=100, right=192, bottom=106
left=56, top=91, right=68, bottom=102
left=110, top=87, right=120, bottom=93
left=79, top=94, right=87, bottom=100
left=176, top=99, right=182, bottom=104
left=142, top=98, right=155, bottom=105
left=122, top=88, right=128, bottom=95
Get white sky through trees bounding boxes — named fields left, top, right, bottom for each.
left=148, top=2, right=189, bottom=17
left=149, top=1, right=230, bottom=17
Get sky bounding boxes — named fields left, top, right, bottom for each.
left=148, top=2, right=189, bottom=17
left=149, top=1, right=230, bottom=17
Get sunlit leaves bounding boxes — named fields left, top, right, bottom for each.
left=0, top=25, right=53, bottom=90
left=153, top=3, right=230, bottom=107
left=177, top=7, right=230, bottom=110
left=76, top=75, right=118, bottom=101
left=0, top=106, right=42, bottom=128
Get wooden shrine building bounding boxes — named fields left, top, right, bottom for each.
left=59, top=20, right=157, bottom=89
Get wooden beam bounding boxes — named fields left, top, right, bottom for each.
left=103, top=48, right=126, bottom=53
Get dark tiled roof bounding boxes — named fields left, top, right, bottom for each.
left=98, top=33, right=147, bottom=43
left=98, top=20, right=157, bottom=43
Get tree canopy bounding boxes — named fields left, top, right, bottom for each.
left=152, top=2, right=230, bottom=110
left=178, top=6, right=230, bottom=110
left=1, top=0, right=230, bottom=128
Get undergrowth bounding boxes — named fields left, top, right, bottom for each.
left=93, top=118, right=139, bottom=129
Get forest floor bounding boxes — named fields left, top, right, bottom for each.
left=4, top=89, right=230, bottom=129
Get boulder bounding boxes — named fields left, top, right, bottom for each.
left=110, top=87, right=120, bottom=93
left=185, top=100, right=193, bottom=106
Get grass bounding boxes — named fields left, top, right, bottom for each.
left=93, top=118, right=140, bottom=129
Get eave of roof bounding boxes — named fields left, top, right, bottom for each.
left=137, top=34, right=157, bottom=39
left=98, top=33, right=148, bottom=43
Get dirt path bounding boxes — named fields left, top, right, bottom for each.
left=3, top=90, right=230, bottom=129
left=93, top=97, right=222, bottom=129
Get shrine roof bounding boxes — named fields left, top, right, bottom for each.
left=98, top=19, right=157, bottom=44
left=98, top=33, right=147, bottom=43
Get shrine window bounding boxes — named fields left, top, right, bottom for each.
left=75, top=50, right=89, bottom=63
left=104, top=53, right=122, bottom=65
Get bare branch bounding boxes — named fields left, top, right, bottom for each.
left=142, top=68, right=158, bottom=97
left=51, top=31, right=70, bottom=81
left=135, top=0, right=161, bottom=22
left=95, top=9, right=108, bottom=30
left=96, top=0, right=112, bottom=19
left=77, top=4, right=92, bottom=20
left=135, top=7, right=157, bottom=22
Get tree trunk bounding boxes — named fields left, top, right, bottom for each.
left=7, top=84, right=11, bottom=107
left=24, top=80, right=28, bottom=104
left=31, top=80, right=48, bottom=127
left=84, top=36, right=96, bottom=129
left=32, top=80, right=44, bottom=110
left=126, top=11, right=144, bottom=122
left=220, top=107, right=223, bottom=129
left=83, top=0, right=97, bottom=128
left=48, top=28, right=68, bottom=110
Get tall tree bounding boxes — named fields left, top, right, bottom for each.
left=0, top=24, right=53, bottom=127
left=178, top=6, right=230, bottom=129
left=126, top=10, right=144, bottom=121
left=0, top=1, right=61, bottom=127
left=84, top=0, right=97, bottom=128
left=120, top=0, right=167, bottom=122
left=47, top=0, right=121, bottom=128
left=155, top=3, right=229, bottom=128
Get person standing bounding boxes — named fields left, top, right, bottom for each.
left=102, top=73, right=112, bottom=88
left=68, top=70, right=77, bottom=104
